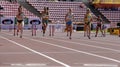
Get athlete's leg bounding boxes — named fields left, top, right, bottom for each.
left=42, top=23, right=45, bottom=36
left=14, top=24, right=16, bottom=36
left=95, top=26, right=99, bottom=37
left=84, top=24, right=87, bottom=37
left=100, top=26, right=104, bottom=37
left=44, top=23, right=48, bottom=35
left=69, top=25, right=72, bottom=39
left=66, top=24, right=69, bottom=36
left=17, top=22, right=20, bottom=36
left=52, top=25, right=55, bottom=36
left=49, top=24, right=51, bottom=36
left=19, top=23, right=23, bottom=38
left=31, top=23, right=34, bottom=36
left=87, top=24, right=91, bottom=39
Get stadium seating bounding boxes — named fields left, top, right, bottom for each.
left=98, top=8, right=120, bottom=27
left=0, top=0, right=119, bottom=27
left=0, top=1, right=36, bottom=18
left=27, top=1, right=88, bottom=23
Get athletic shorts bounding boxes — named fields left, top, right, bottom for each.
left=85, top=22, right=90, bottom=25
left=17, top=20, right=23, bottom=24
left=66, top=21, right=72, bottom=26
left=97, top=23, right=101, bottom=27
left=42, top=19, right=48, bottom=25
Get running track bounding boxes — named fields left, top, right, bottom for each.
left=0, top=30, right=120, bottom=67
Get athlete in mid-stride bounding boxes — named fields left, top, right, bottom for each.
left=16, top=5, right=25, bottom=38
left=84, top=8, right=92, bottom=39
left=65, top=8, right=74, bottom=39
left=41, top=7, right=49, bottom=36
left=95, top=15, right=104, bottom=37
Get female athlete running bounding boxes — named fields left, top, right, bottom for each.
left=65, top=8, right=74, bottom=39
left=16, top=5, right=25, bottom=38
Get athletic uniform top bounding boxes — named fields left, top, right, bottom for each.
left=97, top=18, right=102, bottom=25
left=84, top=13, right=92, bottom=25
left=87, top=13, right=92, bottom=22
left=66, top=12, right=74, bottom=22
left=42, top=11, right=49, bottom=20
left=16, top=12, right=25, bottom=21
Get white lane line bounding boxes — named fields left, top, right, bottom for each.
left=43, top=37, right=120, bottom=53
left=53, top=36, right=120, bottom=47
left=2, top=32, right=120, bottom=63
left=0, top=36, right=70, bottom=67
left=0, top=52, right=34, bottom=54
left=0, top=51, right=78, bottom=54
left=83, top=63, right=118, bottom=67
left=91, top=38, right=120, bottom=44
left=4, top=31, right=120, bottom=46
left=3, top=32, right=120, bottom=53
left=10, top=63, right=47, bottom=66
left=78, top=37, right=120, bottom=47
left=22, top=31, right=120, bottom=47
left=23, top=36, right=120, bottom=63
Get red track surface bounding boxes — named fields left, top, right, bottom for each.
left=0, top=30, right=120, bottom=67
